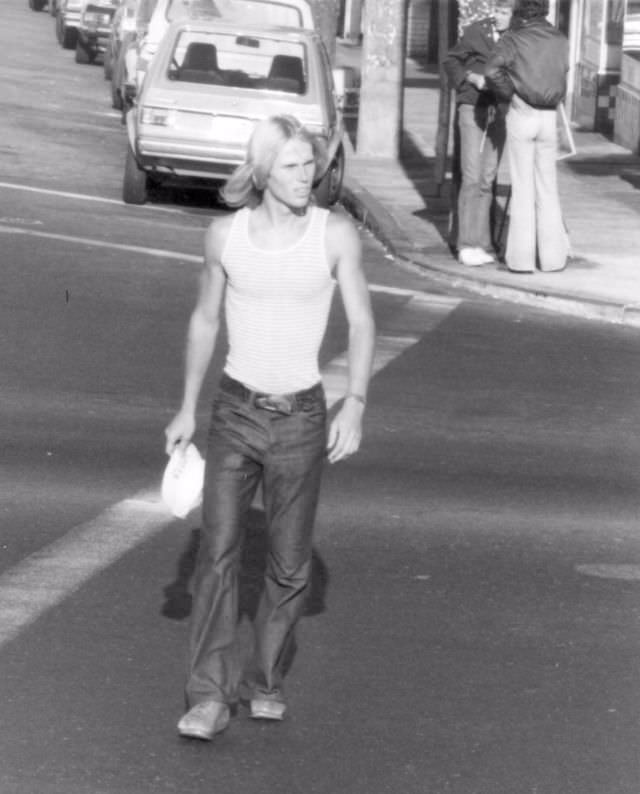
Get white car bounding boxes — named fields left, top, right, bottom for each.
left=122, top=0, right=313, bottom=109
left=123, top=17, right=346, bottom=206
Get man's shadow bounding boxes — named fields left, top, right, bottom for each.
left=161, top=508, right=329, bottom=677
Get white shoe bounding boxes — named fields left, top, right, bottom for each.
left=177, top=700, right=230, bottom=740
left=250, top=698, right=286, bottom=720
left=458, top=247, right=489, bottom=267
left=474, top=248, right=495, bottom=264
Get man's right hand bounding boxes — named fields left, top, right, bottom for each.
left=164, top=410, right=196, bottom=456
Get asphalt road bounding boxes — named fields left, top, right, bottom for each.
left=2, top=1, right=640, bottom=792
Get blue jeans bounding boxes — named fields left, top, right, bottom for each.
left=457, top=103, right=505, bottom=250
left=185, top=374, right=327, bottom=708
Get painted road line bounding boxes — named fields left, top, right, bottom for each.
left=0, top=293, right=459, bottom=650
left=575, top=564, right=640, bottom=581
left=0, top=225, right=202, bottom=264
left=323, top=334, right=420, bottom=406
left=0, top=492, right=166, bottom=646
left=0, top=182, right=192, bottom=214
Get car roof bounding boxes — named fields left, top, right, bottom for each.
left=163, top=15, right=319, bottom=42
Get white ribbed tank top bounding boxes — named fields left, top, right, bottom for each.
left=221, top=205, right=335, bottom=394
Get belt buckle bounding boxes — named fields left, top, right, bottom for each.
left=255, top=394, right=293, bottom=414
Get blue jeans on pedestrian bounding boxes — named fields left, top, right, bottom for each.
left=457, top=103, right=505, bottom=251
left=185, top=373, right=327, bottom=708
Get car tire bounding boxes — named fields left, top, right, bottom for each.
left=75, top=40, right=92, bottom=64
left=313, top=143, right=345, bottom=208
left=123, top=145, right=148, bottom=205
left=57, top=17, right=78, bottom=49
left=29, top=0, right=47, bottom=11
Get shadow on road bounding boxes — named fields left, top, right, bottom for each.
left=161, top=509, right=330, bottom=623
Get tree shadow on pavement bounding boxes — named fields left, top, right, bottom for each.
left=161, top=508, right=330, bottom=623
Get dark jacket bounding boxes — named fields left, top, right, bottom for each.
left=485, top=17, right=568, bottom=108
left=443, top=17, right=502, bottom=109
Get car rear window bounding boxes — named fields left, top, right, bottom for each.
left=167, top=31, right=307, bottom=94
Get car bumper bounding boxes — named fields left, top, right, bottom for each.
left=62, top=9, right=81, bottom=26
left=136, top=137, right=246, bottom=180
left=78, top=27, right=111, bottom=49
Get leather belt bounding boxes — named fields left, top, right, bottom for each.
left=219, top=373, right=322, bottom=415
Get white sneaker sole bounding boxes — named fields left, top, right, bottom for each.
left=250, top=700, right=286, bottom=720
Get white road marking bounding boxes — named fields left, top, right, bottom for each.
left=575, top=564, right=640, bottom=581
left=0, top=492, right=165, bottom=645
left=0, top=181, right=194, bottom=214
left=0, top=225, right=202, bottom=264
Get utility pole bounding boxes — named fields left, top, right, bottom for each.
left=311, top=0, right=340, bottom=62
left=356, top=0, right=407, bottom=158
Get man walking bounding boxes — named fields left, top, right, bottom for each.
left=485, top=0, right=570, bottom=273
left=164, top=115, right=375, bottom=740
left=444, top=0, right=514, bottom=267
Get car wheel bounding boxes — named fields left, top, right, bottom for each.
left=75, top=40, right=92, bottom=64
left=58, top=19, right=78, bottom=49
left=29, top=0, right=47, bottom=11
left=123, top=145, right=148, bottom=205
left=313, top=144, right=345, bottom=208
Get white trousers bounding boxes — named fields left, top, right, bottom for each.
left=506, top=95, right=569, bottom=272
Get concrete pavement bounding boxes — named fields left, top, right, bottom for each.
left=337, top=42, right=640, bottom=327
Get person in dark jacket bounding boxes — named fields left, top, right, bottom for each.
left=485, top=0, right=569, bottom=273
left=444, top=0, right=514, bottom=268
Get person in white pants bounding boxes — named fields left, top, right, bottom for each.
left=485, top=0, right=570, bottom=273
left=504, top=94, right=569, bottom=272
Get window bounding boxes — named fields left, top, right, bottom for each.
left=168, top=31, right=307, bottom=93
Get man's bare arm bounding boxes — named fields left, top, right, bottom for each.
left=164, top=218, right=229, bottom=454
left=326, top=213, right=375, bottom=463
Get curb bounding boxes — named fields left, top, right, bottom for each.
left=341, top=174, right=640, bottom=328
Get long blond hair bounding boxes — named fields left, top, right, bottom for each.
left=221, top=115, right=328, bottom=208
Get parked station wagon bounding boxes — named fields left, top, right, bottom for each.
left=123, top=17, right=345, bottom=206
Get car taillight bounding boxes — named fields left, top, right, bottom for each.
left=141, top=106, right=174, bottom=126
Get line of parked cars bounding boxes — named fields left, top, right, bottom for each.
left=29, top=0, right=349, bottom=207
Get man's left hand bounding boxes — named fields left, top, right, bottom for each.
left=326, top=399, right=365, bottom=463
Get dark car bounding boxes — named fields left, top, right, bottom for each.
left=75, top=0, right=120, bottom=63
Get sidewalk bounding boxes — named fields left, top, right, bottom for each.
left=336, top=42, right=640, bottom=326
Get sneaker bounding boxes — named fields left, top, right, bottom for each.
left=177, top=700, right=230, bottom=740
left=458, top=247, right=489, bottom=267
left=250, top=698, right=286, bottom=721
left=475, top=248, right=495, bottom=264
